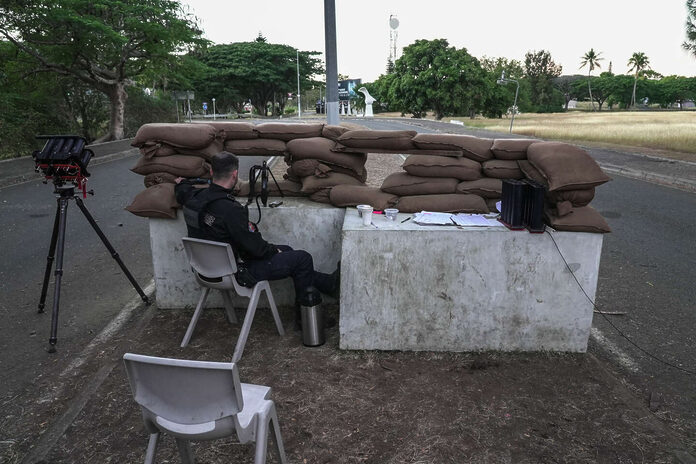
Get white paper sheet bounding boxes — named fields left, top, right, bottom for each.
left=451, top=213, right=505, bottom=227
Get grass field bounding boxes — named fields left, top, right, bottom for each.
left=458, top=111, right=696, bottom=157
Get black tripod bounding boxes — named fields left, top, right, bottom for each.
left=38, top=185, right=151, bottom=352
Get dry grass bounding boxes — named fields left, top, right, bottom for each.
left=458, top=111, right=696, bottom=155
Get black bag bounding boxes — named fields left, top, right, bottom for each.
left=235, top=265, right=259, bottom=288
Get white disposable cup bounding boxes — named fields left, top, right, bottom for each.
left=361, top=207, right=373, bottom=226
left=356, top=204, right=371, bottom=218
left=384, top=208, right=399, bottom=221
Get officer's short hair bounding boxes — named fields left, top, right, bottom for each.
left=211, top=152, right=239, bottom=179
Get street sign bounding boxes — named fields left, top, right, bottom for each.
left=171, top=90, right=195, bottom=100
left=202, top=102, right=208, bottom=111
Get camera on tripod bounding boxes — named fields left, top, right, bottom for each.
left=33, top=135, right=93, bottom=195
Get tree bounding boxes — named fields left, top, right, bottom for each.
left=579, top=49, right=603, bottom=111
left=627, top=52, right=650, bottom=107
left=480, top=56, right=530, bottom=117
left=196, top=41, right=323, bottom=117
left=386, top=39, right=488, bottom=119
left=524, top=50, right=563, bottom=112
left=553, top=75, right=584, bottom=110
left=684, top=0, right=696, bottom=59
left=0, top=0, right=206, bottom=141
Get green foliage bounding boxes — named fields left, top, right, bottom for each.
left=124, top=88, right=177, bottom=137
left=685, top=0, right=696, bottom=59
left=380, top=39, right=488, bottom=119
left=194, top=41, right=323, bottom=116
left=524, top=50, right=563, bottom=112
left=0, top=0, right=206, bottom=139
left=554, top=75, right=584, bottom=110
left=480, top=56, right=532, bottom=117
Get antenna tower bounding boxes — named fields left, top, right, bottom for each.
left=389, top=15, right=399, bottom=62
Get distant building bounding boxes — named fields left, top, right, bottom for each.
left=567, top=100, right=577, bottom=109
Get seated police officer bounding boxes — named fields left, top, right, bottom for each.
left=174, top=152, right=339, bottom=324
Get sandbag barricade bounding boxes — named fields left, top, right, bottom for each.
left=126, top=123, right=611, bottom=232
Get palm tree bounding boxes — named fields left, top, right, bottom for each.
left=579, top=49, right=603, bottom=111
left=627, top=52, right=650, bottom=108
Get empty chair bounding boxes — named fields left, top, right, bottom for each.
left=123, top=353, right=288, bottom=464
left=181, top=237, right=284, bottom=362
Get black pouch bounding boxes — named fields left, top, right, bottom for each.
left=235, top=265, right=259, bottom=288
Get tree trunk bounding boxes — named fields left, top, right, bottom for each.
left=631, top=75, right=638, bottom=108
left=96, top=82, right=127, bottom=142
left=587, top=71, right=596, bottom=111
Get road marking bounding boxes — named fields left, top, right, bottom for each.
left=37, top=279, right=155, bottom=405
left=590, top=327, right=640, bottom=373
left=63, top=279, right=155, bottom=376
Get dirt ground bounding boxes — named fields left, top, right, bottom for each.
left=3, top=302, right=688, bottom=464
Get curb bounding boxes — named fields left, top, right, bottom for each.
left=0, top=149, right=138, bottom=189
left=599, top=163, right=696, bottom=194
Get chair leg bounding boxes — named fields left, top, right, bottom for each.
left=264, top=283, right=285, bottom=336
left=222, top=290, right=238, bottom=324
left=269, top=404, right=288, bottom=464
left=254, top=412, right=270, bottom=464
left=231, top=285, right=261, bottom=363
left=175, top=438, right=195, bottom=464
left=144, top=432, right=159, bottom=464
left=181, top=287, right=210, bottom=348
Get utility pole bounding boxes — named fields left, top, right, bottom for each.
left=297, top=49, right=302, bottom=118
left=324, top=0, right=339, bottom=125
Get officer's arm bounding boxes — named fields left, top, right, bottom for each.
left=224, top=203, right=278, bottom=259
left=174, top=182, right=196, bottom=205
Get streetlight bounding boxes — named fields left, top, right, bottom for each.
left=212, top=98, right=216, bottom=120
left=496, top=70, right=520, bottom=133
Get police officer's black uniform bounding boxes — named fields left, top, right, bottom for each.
left=175, top=182, right=338, bottom=304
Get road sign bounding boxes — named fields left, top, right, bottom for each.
left=202, top=102, right=208, bottom=111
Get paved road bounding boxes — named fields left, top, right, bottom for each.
left=0, top=152, right=266, bottom=404
left=354, top=117, right=696, bottom=447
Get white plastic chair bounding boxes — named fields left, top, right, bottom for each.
left=181, top=237, right=284, bottom=362
left=123, top=353, right=288, bottom=464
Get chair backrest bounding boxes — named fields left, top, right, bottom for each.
left=182, top=237, right=238, bottom=278
left=123, top=353, right=244, bottom=425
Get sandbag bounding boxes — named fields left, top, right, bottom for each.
left=287, top=137, right=367, bottom=174
left=330, top=185, right=399, bottom=211
left=527, top=142, right=611, bottom=191
left=482, top=159, right=524, bottom=179
left=139, top=143, right=177, bottom=159
left=517, top=160, right=547, bottom=185
left=224, top=138, right=287, bottom=156
left=300, top=172, right=364, bottom=194
left=322, top=124, right=351, bottom=141
left=237, top=179, right=306, bottom=198
left=125, top=183, right=179, bottom=219
left=396, top=193, right=488, bottom=214
left=143, top=172, right=178, bottom=188
left=309, top=188, right=333, bottom=204
left=402, top=155, right=481, bottom=181
left=412, top=134, right=493, bottom=162
left=206, top=122, right=258, bottom=140
left=132, top=123, right=220, bottom=149
left=380, top=172, right=458, bottom=195
left=456, top=178, right=503, bottom=199
left=140, top=140, right=224, bottom=161
left=547, top=188, right=595, bottom=207
left=490, top=139, right=537, bottom=160
left=337, top=129, right=417, bottom=151
left=255, top=122, right=324, bottom=141
left=131, top=155, right=211, bottom=177
left=545, top=205, right=611, bottom=233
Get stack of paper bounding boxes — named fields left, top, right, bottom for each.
left=412, top=211, right=455, bottom=225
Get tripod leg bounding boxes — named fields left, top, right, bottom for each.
left=48, top=196, right=70, bottom=353
left=75, top=198, right=151, bottom=305
left=38, top=198, right=62, bottom=313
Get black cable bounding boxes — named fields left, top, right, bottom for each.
left=545, top=229, right=696, bottom=376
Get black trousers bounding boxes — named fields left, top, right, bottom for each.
left=245, top=245, right=334, bottom=301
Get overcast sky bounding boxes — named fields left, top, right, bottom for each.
left=183, top=0, right=695, bottom=81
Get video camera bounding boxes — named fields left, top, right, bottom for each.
left=33, top=135, right=93, bottom=195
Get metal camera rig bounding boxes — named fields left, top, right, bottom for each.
left=33, top=135, right=150, bottom=353
left=245, top=160, right=284, bottom=225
